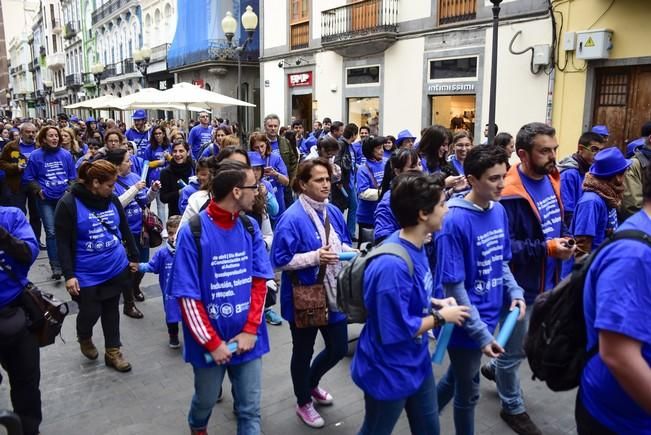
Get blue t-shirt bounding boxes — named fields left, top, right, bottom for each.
left=269, top=138, right=280, bottom=155
left=18, top=141, right=36, bottom=160
left=178, top=179, right=200, bottom=215
left=188, top=125, right=213, bottom=158
left=351, top=232, right=432, bottom=400
left=449, top=155, right=464, bottom=175
left=270, top=201, right=351, bottom=323
left=170, top=212, right=274, bottom=367
left=580, top=210, right=651, bottom=434
left=74, top=198, right=129, bottom=287
left=0, top=207, right=38, bottom=307
left=519, top=169, right=562, bottom=291
left=436, top=200, right=512, bottom=348
left=356, top=159, right=386, bottom=225
left=351, top=141, right=364, bottom=166
left=261, top=153, right=288, bottom=217
left=560, top=167, right=584, bottom=216
left=144, top=244, right=180, bottom=323
left=113, top=172, right=146, bottom=234
left=126, top=128, right=150, bottom=158
left=374, top=189, right=399, bottom=242
left=143, top=145, right=170, bottom=184
left=22, top=147, right=76, bottom=200
left=571, top=191, right=618, bottom=249
left=199, top=143, right=220, bottom=159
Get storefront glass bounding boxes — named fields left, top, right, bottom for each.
left=348, top=97, right=380, bottom=135
left=431, top=95, right=476, bottom=136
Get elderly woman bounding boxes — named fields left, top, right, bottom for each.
left=270, top=158, right=356, bottom=429
left=23, top=126, right=76, bottom=279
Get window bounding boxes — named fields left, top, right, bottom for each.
left=429, top=57, right=478, bottom=81
left=348, top=97, right=380, bottom=136
left=290, top=0, right=309, bottom=50
left=346, top=65, right=380, bottom=86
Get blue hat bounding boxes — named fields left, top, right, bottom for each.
left=248, top=152, right=265, bottom=167
left=85, top=116, right=96, bottom=123
left=626, top=138, right=644, bottom=158
left=589, top=147, right=631, bottom=178
left=591, top=125, right=609, bottom=137
left=69, top=115, right=79, bottom=123
left=395, top=129, right=416, bottom=145
left=132, top=109, right=146, bottom=120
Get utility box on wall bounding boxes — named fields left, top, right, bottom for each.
left=576, top=29, right=613, bottom=60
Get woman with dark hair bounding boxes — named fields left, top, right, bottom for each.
left=356, top=136, right=388, bottom=242
left=159, top=140, right=194, bottom=216
left=250, top=131, right=290, bottom=218
left=23, top=126, right=76, bottom=279
left=271, top=158, right=356, bottom=428
left=494, top=132, right=515, bottom=160
left=55, top=160, right=140, bottom=372
left=178, top=158, right=212, bottom=216
left=419, top=125, right=467, bottom=192
left=375, top=148, right=422, bottom=243
left=383, top=135, right=397, bottom=159
left=143, top=125, right=171, bottom=225
left=200, top=125, right=231, bottom=158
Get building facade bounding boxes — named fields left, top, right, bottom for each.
left=260, top=0, right=553, bottom=141
left=61, top=0, right=85, bottom=108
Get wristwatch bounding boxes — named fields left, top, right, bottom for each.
left=430, top=307, right=446, bottom=327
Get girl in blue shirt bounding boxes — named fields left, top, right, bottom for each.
left=250, top=132, right=289, bottom=218
left=448, top=131, right=473, bottom=176
left=353, top=173, right=470, bottom=435
left=143, top=125, right=171, bottom=226
left=356, top=136, right=387, bottom=242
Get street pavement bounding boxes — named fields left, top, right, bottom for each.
left=1, top=247, right=578, bottom=435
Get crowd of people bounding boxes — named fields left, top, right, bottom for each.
left=0, top=110, right=650, bottom=435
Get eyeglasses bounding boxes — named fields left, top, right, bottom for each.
left=238, top=183, right=259, bottom=190
left=582, top=145, right=603, bottom=154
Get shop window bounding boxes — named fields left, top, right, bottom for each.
left=431, top=95, right=476, bottom=135
left=346, top=66, right=380, bottom=86
left=429, top=57, right=477, bottom=81
left=348, top=97, right=380, bottom=135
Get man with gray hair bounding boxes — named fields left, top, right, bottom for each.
left=264, top=113, right=298, bottom=208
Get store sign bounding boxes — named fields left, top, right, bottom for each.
left=428, top=83, right=476, bottom=94
left=288, top=72, right=312, bottom=88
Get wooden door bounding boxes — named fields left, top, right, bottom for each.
left=627, top=66, right=651, bottom=143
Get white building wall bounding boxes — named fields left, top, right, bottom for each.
left=383, top=37, right=425, bottom=137
left=262, top=60, right=286, bottom=118
left=262, top=0, right=287, bottom=49
left=313, top=50, right=343, bottom=121
left=480, top=18, right=552, bottom=136
left=311, top=0, right=346, bottom=40
left=398, top=0, right=431, bottom=22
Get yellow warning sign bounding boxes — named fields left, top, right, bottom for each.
left=585, top=37, right=595, bottom=48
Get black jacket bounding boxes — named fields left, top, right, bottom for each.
left=159, top=159, right=194, bottom=216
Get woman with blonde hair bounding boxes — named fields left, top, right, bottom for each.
left=61, top=126, right=84, bottom=160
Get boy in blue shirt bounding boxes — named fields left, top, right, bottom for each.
left=139, top=215, right=183, bottom=348
left=436, top=145, right=526, bottom=435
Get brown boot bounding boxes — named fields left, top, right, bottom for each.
left=104, top=347, right=132, bottom=372
left=78, top=337, right=98, bottom=360
left=123, top=302, right=144, bottom=319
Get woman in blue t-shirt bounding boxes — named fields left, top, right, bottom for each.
left=270, top=158, right=356, bottom=429
left=448, top=131, right=473, bottom=176
left=143, top=125, right=171, bottom=225
left=356, top=136, right=388, bottom=242
left=54, top=160, right=140, bottom=373
left=418, top=125, right=467, bottom=194
left=250, top=131, right=289, bottom=218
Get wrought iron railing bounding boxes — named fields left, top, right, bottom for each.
left=64, top=21, right=80, bottom=39
left=65, top=73, right=82, bottom=87
left=91, top=0, right=134, bottom=25
left=321, top=0, right=398, bottom=43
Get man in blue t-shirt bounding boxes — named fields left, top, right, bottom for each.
left=557, top=131, right=606, bottom=226
left=485, top=122, right=576, bottom=435
left=187, top=111, right=213, bottom=159
left=436, top=145, right=526, bottom=435
left=577, top=162, right=651, bottom=434
left=125, top=109, right=151, bottom=158
left=170, top=160, right=273, bottom=434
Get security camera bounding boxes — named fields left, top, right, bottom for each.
left=278, top=61, right=283, bottom=68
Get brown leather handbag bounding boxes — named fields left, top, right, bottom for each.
left=292, top=214, right=330, bottom=328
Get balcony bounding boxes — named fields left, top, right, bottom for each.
left=290, top=21, right=309, bottom=50
left=150, top=43, right=170, bottom=63
left=438, top=0, right=477, bottom=25
left=52, top=19, right=62, bottom=34
left=321, top=0, right=398, bottom=58
left=92, top=0, right=134, bottom=25
left=65, top=73, right=82, bottom=88
left=64, top=21, right=80, bottom=40
left=122, top=57, right=135, bottom=74
left=47, top=52, right=65, bottom=69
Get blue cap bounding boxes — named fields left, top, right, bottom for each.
left=395, top=129, right=416, bottom=145
left=69, top=115, right=79, bottom=123
left=85, top=116, right=96, bottom=123
left=589, top=147, right=631, bottom=178
left=248, top=152, right=265, bottom=167
left=132, top=109, right=146, bottom=120
left=591, top=125, right=609, bottom=137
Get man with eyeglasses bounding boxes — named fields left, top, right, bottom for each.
left=188, top=111, right=213, bottom=159
left=557, top=132, right=607, bottom=226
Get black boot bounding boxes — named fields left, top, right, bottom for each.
left=133, top=271, right=145, bottom=302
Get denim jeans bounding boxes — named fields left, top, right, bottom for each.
left=346, top=184, right=358, bottom=240
left=289, top=320, right=348, bottom=406
left=359, top=369, right=440, bottom=435
left=188, top=357, right=262, bottom=434
left=436, top=347, right=483, bottom=435
left=36, top=197, right=59, bottom=271
left=489, top=305, right=532, bottom=415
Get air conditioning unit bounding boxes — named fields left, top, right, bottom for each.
left=576, top=29, right=613, bottom=60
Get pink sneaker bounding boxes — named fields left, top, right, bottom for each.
left=296, top=402, right=325, bottom=428
left=310, top=386, right=333, bottom=405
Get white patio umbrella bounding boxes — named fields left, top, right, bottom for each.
left=64, top=95, right=124, bottom=110
left=115, top=87, right=210, bottom=113
left=159, top=82, right=255, bottom=110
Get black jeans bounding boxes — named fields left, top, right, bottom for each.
left=289, top=320, right=348, bottom=406
left=24, top=188, right=42, bottom=241
left=0, top=326, right=42, bottom=435
left=575, top=391, right=616, bottom=435
left=167, top=322, right=179, bottom=336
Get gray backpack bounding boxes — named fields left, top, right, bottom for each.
left=336, top=243, right=413, bottom=324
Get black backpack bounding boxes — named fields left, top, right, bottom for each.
left=524, top=230, right=651, bottom=391
left=336, top=242, right=413, bottom=324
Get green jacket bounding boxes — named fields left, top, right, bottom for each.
left=620, top=150, right=648, bottom=220
left=277, top=135, right=299, bottom=183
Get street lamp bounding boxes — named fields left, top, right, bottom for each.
left=221, top=5, right=258, bottom=102
left=42, top=79, right=53, bottom=118
left=487, top=0, right=502, bottom=145
left=134, top=46, right=152, bottom=88
left=90, top=62, right=105, bottom=97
